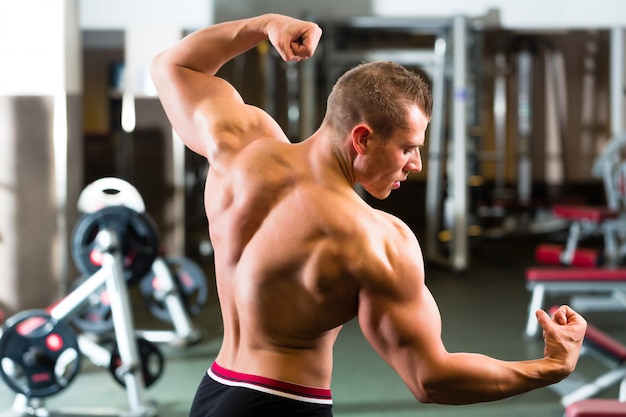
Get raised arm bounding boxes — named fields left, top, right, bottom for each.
left=358, top=219, right=586, bottom=405
left=150, top=14, right=322, bottom=166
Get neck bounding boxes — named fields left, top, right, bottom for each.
left=304, top=126, right=356, bottom=189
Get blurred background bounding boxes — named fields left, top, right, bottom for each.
left=1, top=1, right=626, bottom=416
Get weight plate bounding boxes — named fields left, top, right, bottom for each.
left=109, top=338, right=164, bottom=389
left=140, top=256, right=209, bottom=323
left=71, top=206, right=159, bottom=285
left=77, top=177, right=145, bottom=214
left=0, top=310, right=81, bottom=398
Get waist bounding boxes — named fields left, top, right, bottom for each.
left=209, top=362, right=333, bottom=405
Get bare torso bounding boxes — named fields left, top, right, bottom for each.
left=204, top=138, right=385, bottom=388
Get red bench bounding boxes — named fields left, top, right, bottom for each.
left=585, top=324, right=626, bottom=362
left=566, top=399, right=626, bottom=417
left=535, top=244, right=601, bottom=267
left=525, top=268, right=626, bottom=338
left=535, top=205, right=620, bottom=267
left=553, top=205, right=619, bottom=223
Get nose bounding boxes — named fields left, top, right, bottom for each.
left=406, top=149, right=422, bottom=173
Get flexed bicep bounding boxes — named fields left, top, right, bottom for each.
left=354, top=222, right=449, bottom=402
left=151, top=62, right=232, bottom=156
left=358, top=225, right=586, bottom=405
left=150, top=15, right=303, bottom=163
left=152, top=62, right=287, bottom=165
left=357, top=265, right=449, bottom=402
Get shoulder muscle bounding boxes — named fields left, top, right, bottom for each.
left=195, top=97, right=289, bottom=167
left=153, top=63, right=288, bottom=166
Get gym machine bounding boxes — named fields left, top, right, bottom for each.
left=476, top=34, right=575, bottom=239
left=531, top=27, right=626, bottom=270
left=534, top=134, right=626, bottom=269
left=0, top=205, right=161, bottom=416
left=73, top=178, right=205, bottom=347
left=0, top=178, right=208, bottom=416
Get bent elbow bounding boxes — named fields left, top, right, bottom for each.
left=406, top=374, right=437, bottom=404
left=411, top=382, right=439, bottom=404
left=413, top=391, right=434, bottom=404
left=410, top=376, right=457, bottom=405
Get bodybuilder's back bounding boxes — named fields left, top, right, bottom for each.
left=203, top=139, right=382, bottom=384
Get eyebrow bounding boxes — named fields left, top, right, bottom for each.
left=405, top=140, right=424, bottom=148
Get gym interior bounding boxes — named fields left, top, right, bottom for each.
left=1, top=1, right=626, bottom=416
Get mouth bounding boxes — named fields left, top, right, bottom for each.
left=392, top=180, right=401, bottom=189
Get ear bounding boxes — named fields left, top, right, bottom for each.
left=351, top=125, right=372, bottom=156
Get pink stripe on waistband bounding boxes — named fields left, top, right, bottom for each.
left=209, top=362, right=332, bottom=404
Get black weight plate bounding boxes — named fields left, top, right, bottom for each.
left=109, top=338, right=164, bottom=388
left=0, top=310, right=81, bottom=398
left=71, top=206, right=159, bottom=285
left=140, top=256, right=209, bottom=323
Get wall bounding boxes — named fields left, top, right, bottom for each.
left=212, top=0, right=626, bottom=28
left=80, top=0, right=212, bottom=30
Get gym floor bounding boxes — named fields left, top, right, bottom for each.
left=0, top=233, right=624, bottom=417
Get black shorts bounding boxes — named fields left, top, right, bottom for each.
left=189, top=362, right=333, bottom=417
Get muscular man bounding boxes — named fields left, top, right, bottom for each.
left=151, top=13, right=586, bottom=417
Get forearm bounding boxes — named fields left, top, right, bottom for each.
left=156, top=14, right=274, bottom=76
left=414, top=352, right=568, bottom=405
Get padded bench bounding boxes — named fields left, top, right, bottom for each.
left=566, top=399, right=626, bottom=417
left=535, top=205, right=620, bottom=267
left=552, top=205, right=619, bottom=223
left=525, top=268, right=626, bottom=338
